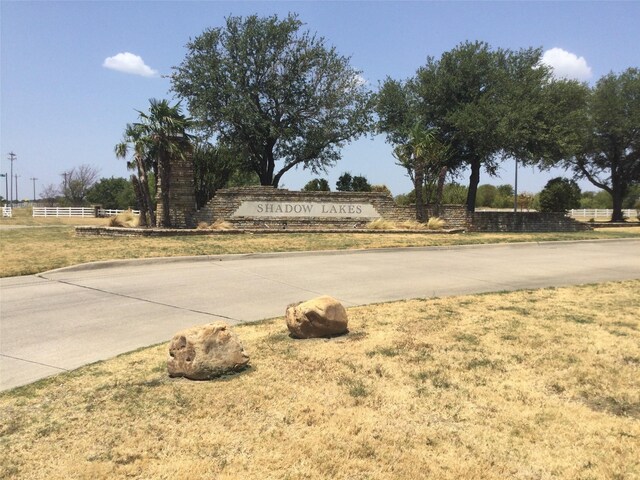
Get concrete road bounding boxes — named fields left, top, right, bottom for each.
left=1, top=239, right=638, bottom=391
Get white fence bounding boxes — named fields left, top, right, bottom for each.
left=97, top=209, right=140, bottom=217
left=2, top=206, right=12, bottom=217
left=569, top=209, right=638, bottom=219
left=33, top=207, right=96, bottom=217
left=32, top=207, right=140, bottom=218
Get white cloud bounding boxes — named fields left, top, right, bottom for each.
left=103, top=52, right=158, bottom=77
left=541, top=47, right=592, bottom=81
left=355, top=72, right=368, bottom=85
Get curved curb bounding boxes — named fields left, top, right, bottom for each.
left=38, top=238, right=640, bottom=276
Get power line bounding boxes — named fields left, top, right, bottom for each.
left=14, top=174, right=20, bottom=202
left=30, top=177, right=38, bottom=202
left=7, top=152, right=16, bottom=207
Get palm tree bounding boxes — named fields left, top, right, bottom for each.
left=116, top=99, right=193, bottom=228
left=115, top=124, right=156, bottom=227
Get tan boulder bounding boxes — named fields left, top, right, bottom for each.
left=167, top=322, right=249, bottom=380
left=286, top=295, right=348, bottom=339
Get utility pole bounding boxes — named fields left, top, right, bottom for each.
left=30, top=177, right=38, bottom=202
left=61, top=172, right=68, bottom=191
left=513, top=158, right=518, bottom=213
left=14, top=174, right=20, bottom=203
left=0, top=173, right=7, bottom=204
left=8, top=152, right=16, bottom=207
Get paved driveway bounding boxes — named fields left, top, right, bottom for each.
left=1, top=239, right=638, bottom=391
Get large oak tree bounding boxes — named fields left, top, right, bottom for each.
left=171, top=14, right=373, bottom=188
left=379, top=41, right=583, bottom=212
left=563, top=68, right=640, bottom=222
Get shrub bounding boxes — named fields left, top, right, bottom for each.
left=302, top=178, right=330, bottom=192
left=426, top=217, right=445, bottom=230
left=108, top=211, right=138, bottom=228
left=539, top=177, right=581, bottom=213
left=210, top=220, right=233, bottom=230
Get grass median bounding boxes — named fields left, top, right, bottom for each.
left=1, top=223, right=639, bottom=277
left=1, top=280, right=638, bottom=479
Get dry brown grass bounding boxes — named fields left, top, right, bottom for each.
left=210, top=219, right=234, bottom=230
left=0, top=206, right=110, bottom=227
left=1, top=281, right=638, bottom=479
left=196, top=220, right=234, bottom=230
left=196, top=220, right=233, bottom=230
left=107, top=212, right=139, bottom=228
left=366, top=218, right=446, bottom=230
left=426, top=216, right=445, bottom=230
left=1, top=226, right=639, bottom=277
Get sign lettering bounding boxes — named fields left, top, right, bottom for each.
left=232, top=201, right=380, bottom=219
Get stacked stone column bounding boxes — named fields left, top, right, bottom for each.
left=155, top=154, right=196, bottom=228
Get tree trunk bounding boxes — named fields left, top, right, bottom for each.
left=131, top=175, right=148, bottom=227
left=272, top=172, right=283, bottom=189
left=261, top=147, right=276, bottom=186
left=136, top=157, right=155, bottom=226
left=434, top=165, right=448, bottom=217
left=610, top=179, right=626, bottom=222
left=466, top=158, right=481, bottom=213
left=259, top=166, right=272, bottom=186
left=414, top=163, right=426, bottom=222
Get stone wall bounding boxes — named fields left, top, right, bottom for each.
left=468, top=212, right=591, bottom=232
left=425, top=205, right=469, bottom=229
left=195, top=186, right=417, bottom=229
left=187, top=186, right=590, bottom=232
left=156, top=154, right=197, bottom=228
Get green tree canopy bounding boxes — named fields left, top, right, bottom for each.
left=376, top=79, right=452, bottom=220
left=394, top=182, right=468, bottom=206
left=475, top=184, right=498, bottom=207
left=86, top=177, right=137, bottom=210
left=335, top=172, right=371, bottom=192
left=192, top=141, right=259, bottom=208
left=580, top=190, right=613, bottom=209
left=336, top=172, right=353, bottom=192
left=622, top=184, right=640, bottom=210
left=497, top=184, right=515, bottom=198
left=351, top=175, right=372, bottom=192
left=538, top=177, right=581, bottom=213
left=302, top=178, right=330, bottom=192
left=416, top=42, right=573, bottom=212
left=475, top=184, right=516, bottom=208
left=171, top=14, right=373, bottom=188
left=561, top=68, right=640, bottom=222
left=379, top=41, right=584, bottom=213
left=391, top=125, right=449, bottom=220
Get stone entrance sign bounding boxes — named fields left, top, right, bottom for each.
left=194, top=186, right=417, bottom=230
left=232, top=201, right=380, bottom=219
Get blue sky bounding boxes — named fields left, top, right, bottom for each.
left=1, top=1, right=639, bottom=201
